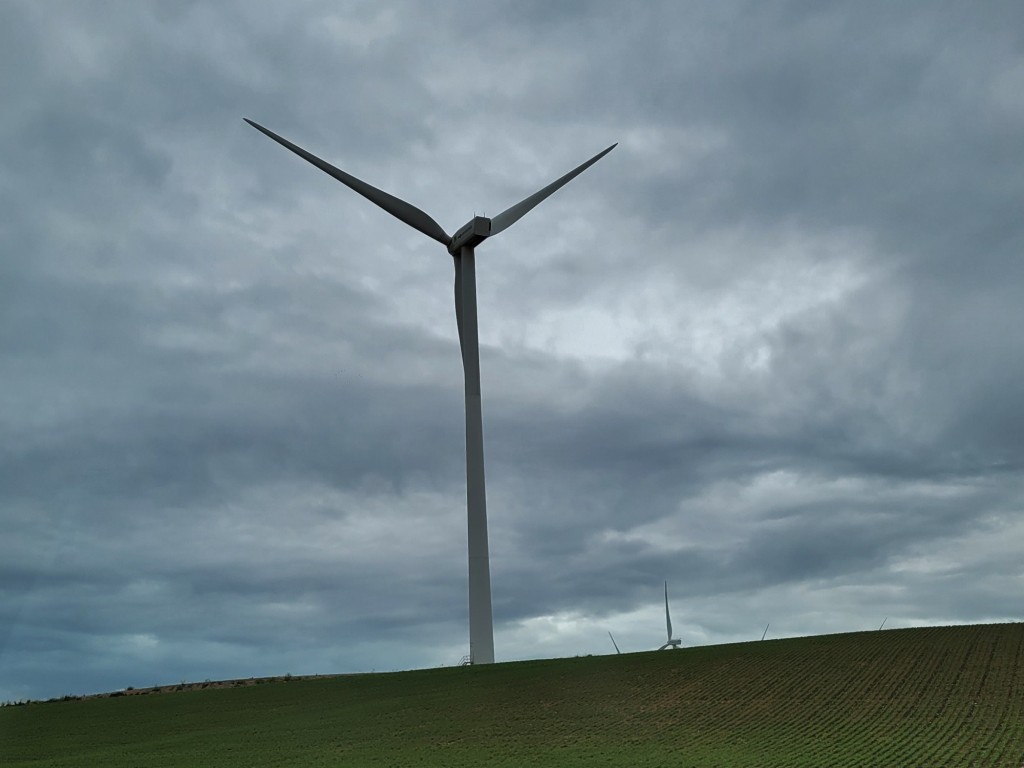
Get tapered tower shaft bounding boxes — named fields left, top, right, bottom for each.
left=455, top=245, right=494, bottom=664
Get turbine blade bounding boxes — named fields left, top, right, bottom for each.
left=243, top=118, right=450, bottom=246
left=488, top=143, right=616, bottom=237
left=664, top=581, right=673, bottom=640
left=608, top=631, right=621, bottom=655
left=454, top=257, right=465, bottom=363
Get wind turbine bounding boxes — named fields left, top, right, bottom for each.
left=244, top=118, right=615, bottom=665
left=658, top=581, right=682, bottom=650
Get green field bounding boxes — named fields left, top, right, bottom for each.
left=3, top=623, right=1022, bottom=767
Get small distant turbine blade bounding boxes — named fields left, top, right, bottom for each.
left=761, top=623, right=770, bottom=641
left=664, top=581, right=673, bottom=641
left=608, top=632, right=621, bottom=655
left=488, top=143, right=616, bottom=237
left=243, top=118, right=450, bottom=246
left=879, top=617, right=887, bottom=631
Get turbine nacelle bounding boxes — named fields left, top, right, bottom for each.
left=449, top=216, right=492, bottom=255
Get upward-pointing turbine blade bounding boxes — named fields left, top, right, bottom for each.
left=665, top=581, right=673, bottom=641
left=608, top=631, right=621, bottom=655
left=243, top=118, right=450, bottom=246
left=488, top=143, right=617, bottom=237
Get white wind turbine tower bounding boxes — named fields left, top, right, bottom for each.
left=658, top=581, right=682, bottom=650
left=244, top=118, right=615, bottom=665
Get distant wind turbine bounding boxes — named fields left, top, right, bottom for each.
left=608, top=631, right=621, bottom=655
left=244, top=118, right=615, bottom=665
left=658, top=581, right=682, bottom=650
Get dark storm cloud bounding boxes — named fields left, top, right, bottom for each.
left=2, top=1, right=1023, bottom=700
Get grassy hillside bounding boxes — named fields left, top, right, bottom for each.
left=3, top=623, right=1022, bottom=767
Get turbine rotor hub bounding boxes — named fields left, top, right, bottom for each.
left=449, top=216, right=491, bottom=255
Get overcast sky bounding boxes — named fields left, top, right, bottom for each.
left=2, top=0, right=1023, bottom=702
